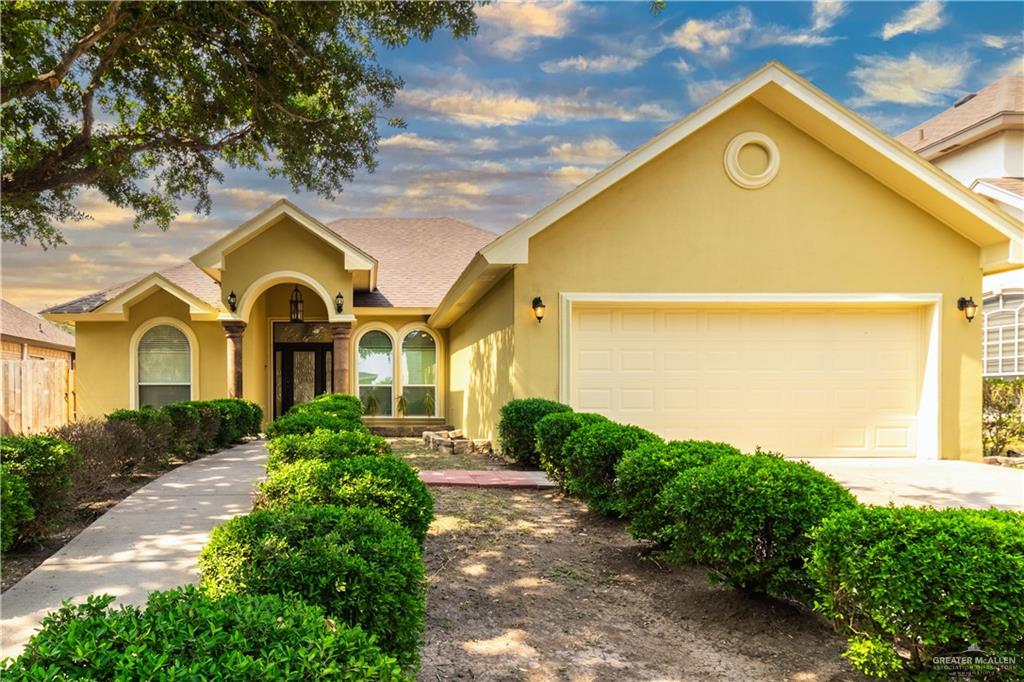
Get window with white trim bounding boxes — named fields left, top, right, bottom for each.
left=401, top=330, right=437, bottom=416
left=358, top=330, right=393, bottom=416
left=138, top=325, right=191, bottom=408
left=983, top=290, right=1024, bottom=377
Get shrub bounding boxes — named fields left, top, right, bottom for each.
left=295, top=393, right=364, bottom=420
left=809, top=505, right=1024, bottom=679
left=255, top=456, right=434, bottom=545
left=983, top=377, right=1024, bottom=456
left=51, top=419, right=134, bottom=500
left=208, top=399, right=248, bottom=445
left=498, top=398, right=572, bottom=465
left=266, top=428, right=391, bottom=472
left=106, top=406, right=173, bottom=469
left=199, top=504, right=425, bottom=667
left=658, top=455, right=857, bottom=603
left=535, top=411, right=609, bottom=488
left=102, top=418, right=152, bottom=471
left=1, top=464, right=35, bottom=551
left=562, top=421, right=662, bottom=516
left=185, top=400, right=221, bottom=452
left=266, top=409, right=367, bottom=439
left=0, top=434, right=79, bottom=536
left=615, top=439, right=741, bottom=543
left=161, top=402, right=202, bottom=459
left=3, top=586, right=405, bottom=680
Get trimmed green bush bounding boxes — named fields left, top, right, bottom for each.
left=562, top=421, right=662, bottom=516
left=161, top=402, right=202, bottom=459
left=199, top=504, right=425, bottom=667
left=809, top=505, right=1024, bottom=679
left=106, top=406, right=173, bottom=468
left=266, top=428, right=391, bottom=471
left=535, top=411, right=609, bottom=488
left=615, top=439, right=741, bottom=543
left=2, top=586, right=406, bottom=680
left=498, top=398, right=572, bottom=465
left=1, top=464, right=35, bottom=551
left=255, top=456, right=434, bottom=545
left=185, top=400, right=221, bottom=452
left=266, top=409, right=368, bottom=439
left=658, top=455, right=857, bottom=603
left=295, top=393, right=365, bottom=420
left=0, top=434, right=79, bottom=536
left=208, top=398, right=256, bottom=445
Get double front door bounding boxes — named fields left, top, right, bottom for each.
left=274, top=343, right=333, bottom=417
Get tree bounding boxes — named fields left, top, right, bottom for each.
left=1, top=0, right=476, bottom=247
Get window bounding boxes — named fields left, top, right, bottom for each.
left=983, top=291, right=1024, bottom=377
left=138, top=325, right=191, bottom=408
left=401, top=330, right=437, bottom=416
left=357, top=330, right=393, bottom=416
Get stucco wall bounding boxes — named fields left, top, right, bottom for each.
left=75, top=290, right=227, bottom=418
left=504, top=99, right=982, bottom=459
left=448, top=271, right=515, bottom=442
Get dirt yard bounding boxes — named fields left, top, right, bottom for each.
left=394, top=439, right=864, bottom=681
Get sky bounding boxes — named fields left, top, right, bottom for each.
left=3, top=0, right=1023, bottom=313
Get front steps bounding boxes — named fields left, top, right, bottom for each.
left=365, top=417, right=452, bottom=437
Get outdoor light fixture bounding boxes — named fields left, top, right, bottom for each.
left=957, top=296, right=978, bottom=323
left=532, top=296, right=546, bottom=322
left=289, top=286, right=304, bottom=323
left=335, top=291, right=344, bottom=314
left=227, top=290, right=237, bottom=312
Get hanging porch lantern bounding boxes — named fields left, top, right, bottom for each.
left=289, top=286, right=304, bottom=323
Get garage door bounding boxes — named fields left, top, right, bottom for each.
left=569, top=305, right=925, bottom=457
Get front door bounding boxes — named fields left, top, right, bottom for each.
left=274, top=343, right=333, bottom=417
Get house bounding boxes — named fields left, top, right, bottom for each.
left=896, top=74, right=1024, bottom=378
left=43, top=62, right=1024, bottom=461
left=1, top=299, right=75, bottom=364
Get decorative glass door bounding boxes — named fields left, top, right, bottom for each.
left=273, top=322, right=333, bottom=417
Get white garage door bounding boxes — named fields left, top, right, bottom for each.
left=569, top=305, right=926, bottom=458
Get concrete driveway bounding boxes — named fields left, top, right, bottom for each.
left=803, top=458, right=1023, bottom=510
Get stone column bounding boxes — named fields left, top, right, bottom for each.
left=222, top=321, right=247, bottom=398
left=331, top=322, right=354, bottom=394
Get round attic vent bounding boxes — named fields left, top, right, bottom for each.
left=724, top=132, right=780, bottom=189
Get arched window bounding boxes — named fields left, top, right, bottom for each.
left=401, top=330, right=437, bottom=416
left=138, top=325, right=191, bottom=408
left=357, top=330, right=393, bottom=416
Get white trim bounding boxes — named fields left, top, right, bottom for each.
left=972, top=180, right=1024, bottom=212
left=191, top=199, right=376, bottom=273
left=128, top=317, right=199, bottom=408
left=396, top=322, right=445, bottom=419
left=230, top=270, right=347, bottom=324
left=94, top=273, right=220, bottom=320
left=558, top=292, right=943, bottom=461
left=478, top=62, right=1022, bottom=267
left=723, top=131, right=780, bottom=189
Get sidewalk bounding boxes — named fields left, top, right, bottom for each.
left=0, top=440, right=267, bottom=660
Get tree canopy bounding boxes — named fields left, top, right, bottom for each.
left=1, top=0, right=477, bottom=247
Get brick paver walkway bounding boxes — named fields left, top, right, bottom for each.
left=418, top=469, right=555, bottom=489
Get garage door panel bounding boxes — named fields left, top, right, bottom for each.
left=571, top=305, right=923, bottom=458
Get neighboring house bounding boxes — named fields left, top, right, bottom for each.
left=897, top=74, right=1024, bottom=378
left=1, top=298, right=75, bottom=363
left=44, top=62, right=1024, bottom=461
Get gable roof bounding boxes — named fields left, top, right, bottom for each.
left=430, top=61, right=1024, bottom=328
left=896, top=75, right=1023, bottom=158
left=326, top=217, right=496, bottom=308
left=2, top=299, right=76, bottom=351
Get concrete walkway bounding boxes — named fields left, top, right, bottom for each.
left=804, top=458, right=1024, bottom=510
left=0, top=440, right=267, bottom=660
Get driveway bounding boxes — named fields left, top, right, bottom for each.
left=0, top=440, right=267, bottom=660
left=803, top=458, right=1023, bottom=510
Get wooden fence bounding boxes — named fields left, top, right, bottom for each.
left=1, top=359, right=75, bottom=436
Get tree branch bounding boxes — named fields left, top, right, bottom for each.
left=1, top=0, right=126, bottom=104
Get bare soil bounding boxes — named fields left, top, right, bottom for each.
left=390, top=437, right=509, bottom=471
left=414, top=447, right=865, bottom=681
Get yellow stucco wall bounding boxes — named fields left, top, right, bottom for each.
left=74, top=290, right=227, bottom=418
left=504, top=99, right=982, bottom=460
left=447, top=271, right=515, bottom=442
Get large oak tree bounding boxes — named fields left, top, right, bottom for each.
left=1, top=0, right=476, bottom=247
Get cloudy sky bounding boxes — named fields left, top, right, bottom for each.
left=3, top=0, right=1022, bottom=313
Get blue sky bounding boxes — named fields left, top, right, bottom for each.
left=4, top=0, right=1023, bottom=313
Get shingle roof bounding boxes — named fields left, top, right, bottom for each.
left=326, top=217, right=497, bottom=308
left=44, top=216, right=497, bottom=314
left=977, top=177, right=1024, bottom=198
left=896, top=75, right=1023, bottom=152
left=43, top=262, right=222, bottom=314
left=2, top=299, right=76, bottom=350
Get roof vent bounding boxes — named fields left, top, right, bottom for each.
left=953, top=93, right=976, bottom=107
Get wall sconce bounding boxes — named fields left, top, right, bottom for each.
left=335, top=291, right=344, bottom=314
left=532, top=296, right=546, bottom=322
left=957, top=296, right=978, bottom=323
left=289, top=286, right=304, bottom=323
left=227, top=290, right=238, bottom=313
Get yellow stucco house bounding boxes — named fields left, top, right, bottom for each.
left=44, top=63, right=1023, bottom=461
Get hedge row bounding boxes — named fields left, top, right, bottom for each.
left=499, top=397, right=1024, bottom=678
left=0, top=397, right=262, bottom=552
